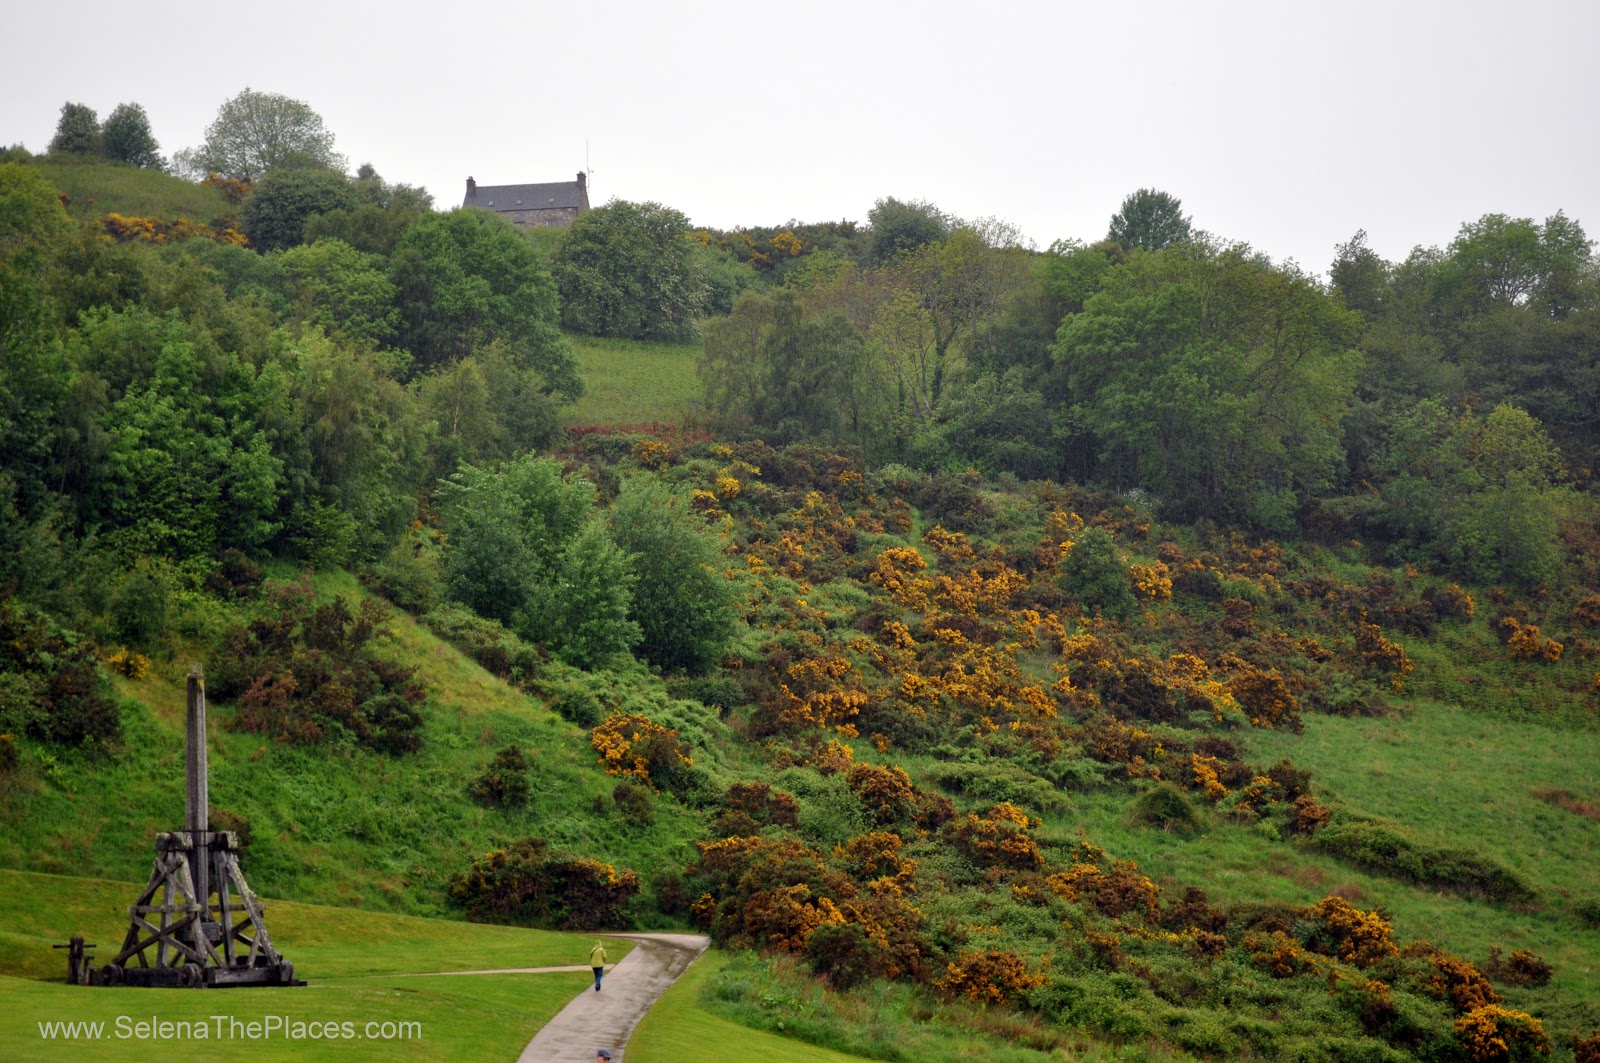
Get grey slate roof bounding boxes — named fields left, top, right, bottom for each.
left=464, top=181, right=587, bottom=212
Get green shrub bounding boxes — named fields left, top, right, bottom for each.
left=1311, top=817, right=1533, bottom=903
left=612, top=777, right=655, bottom=824
left=1059, top=526, right=1136, bottom=619
left=469, top=746, right=532, bottom=809
left=926, top=760, right=1068, bottom=815
left=1130, top=782, right=1205, bottom=838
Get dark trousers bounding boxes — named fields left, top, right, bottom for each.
left=593, top=965, right=604, bottom=990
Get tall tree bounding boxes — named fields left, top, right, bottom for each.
left=865, top=197, right=950, bottom=266
left=550, top=200, right=707, bottom=341
left=101, top=103, right=162, bottom=169
left=1106, top=188, right=1192, bottom=252
left=48, top=102, right=99, bottom=155
left=175, top=88, right=344, bottom=180
left=392, top=209, right=579, bottom=395
left=1055, top=239, right=1361, bottom=528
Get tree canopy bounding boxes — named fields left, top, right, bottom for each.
left=176, top=88, right=344, bottom=180
left=1106, top=188, right=1192, bottom=252
left=550, top=200, right=707, bottom=342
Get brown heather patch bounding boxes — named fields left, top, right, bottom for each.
left=1533, top=787, right=1600, bottom=822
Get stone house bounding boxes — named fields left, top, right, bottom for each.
left=462, top=173, right=590, bottom=227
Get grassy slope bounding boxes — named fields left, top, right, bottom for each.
left=0, top=868, right=620, bottom=1062
left=563, top=334, right=702, bottom=427
left=0, top=570, right=703, bottom=917
left=30, top=156, right=232, bottom=223
left=628, top=952, right=871, bottom=1063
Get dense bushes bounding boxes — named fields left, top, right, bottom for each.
left=449, top=836, right=640, bottom=930
left=0, top=597, right=120, bottom=749
left=211, top=577, right=425, bottom=754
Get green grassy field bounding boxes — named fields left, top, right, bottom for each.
left=564, top=334, right=702, bottom=427
left=0, top=868, right=621, bottom=1062
left=30, top=157, right=232, bottom=223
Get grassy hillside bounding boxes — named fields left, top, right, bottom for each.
left=29, top=156, right=232, bottom=223
left=0, top=570, right=704, bottom=918
left=564, top=334, right=703, bottom=426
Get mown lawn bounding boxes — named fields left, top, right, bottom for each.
left=0, top=868, right=618, bottom=1062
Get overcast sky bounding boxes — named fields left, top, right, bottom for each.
left=4, top=0, right=1597, bottom=274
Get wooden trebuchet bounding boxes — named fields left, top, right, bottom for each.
left=79, top=668, right=299, bottom=988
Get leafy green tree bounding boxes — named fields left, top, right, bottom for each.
left=608, top=477, right=737, bottom=674
left=80, top=310, right=283, bottom=558
left=417, top=342, right=564, bottom=477
left=1441, top=404, right=1569, bottom=587
left=438, top=455, right=595, bottom=625
left=1055, top=239, right=1361, bottom=528
left=1059, top=527, right=1136, bottom=620
left=286, top=330, right=426, bottom=558
left=1106, top=188, right=1192, bottom=252
left=393, top=210, right=579, bottom=394
left=352, top=162, right=433, bottom=212
left=240, top=168, right=358, bottom=253
left=865, top=197, right=950, bottom=266
left=175, top=88, right=345, bottom=180
left=523, top=519, right=641, bottom=669
left=1, top=164, right=78, bottom=517
left=48, top=102, right=99, bottom=155
left=279, top=238, right=398, bottom=347
left=1329, top=229, right=1389, bottom=318
left=699, top=288, right=867, bottom=442
left=1433, top=212, right=1593, bottom=318
left=551, top=200, right=706, bottom=341
left=101, top=103, right=162, bottom=169
left=893, top=227, right=1021, bottom=407
left=304, top=202, right=421, bottom=256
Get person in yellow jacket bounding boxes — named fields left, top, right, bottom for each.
left=589, top=940, right=609, bottom=991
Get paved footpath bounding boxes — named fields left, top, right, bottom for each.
left=515, top=932, right=709, bottom=1063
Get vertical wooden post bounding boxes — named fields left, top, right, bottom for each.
left=185, top=668, right=210, bottom=945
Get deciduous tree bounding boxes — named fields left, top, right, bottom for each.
left=1106, top=188, right=1192, bottom=252
left=101, top=103, right=162, bottom=169
left=176, top=88, right=344, bottom=181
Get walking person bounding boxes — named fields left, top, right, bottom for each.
left=589, top=940, right=609, bottom=992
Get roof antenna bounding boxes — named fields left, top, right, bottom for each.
left=585, top=140, right=595, bottom=198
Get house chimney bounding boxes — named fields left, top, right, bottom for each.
left=466, top=176, right=476, bottom=197
left=577, top=171, right=586, bottom=191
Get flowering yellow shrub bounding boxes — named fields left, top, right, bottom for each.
left=1354, top=619, right=1415, bottom=690
left=935, top=949, right=1046, bottom=1005
left=103, top=213, right=246, bottom=245
left=105, top=647, right=151, bottom=679
left=631, top=438, right=673, bottom=469
left=1453, top=1004, right=1550, bottom=1062
left=1302, top=896, right=1397, bottom=968
left=1500, top=617, right=1563, bottom=663
left=1130, top=562, right=1173, bottom=601
left=590, top=713, right=692, bottom=788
